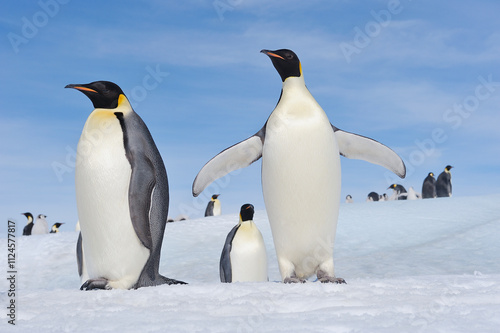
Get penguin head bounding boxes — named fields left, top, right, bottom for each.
left=388, top=184, right=397, bottom=190
left=65, top=81, right=125, bottom=109
left=261, top=49, right=302, bottom=82
left=239, top=204, right=255, bottom=222
left=51, top=223, right=64, bottom=233
left=211, top=194, right=220, bottom=200
left=428, top=172, right=434, bottom=177
left=445, top=165, right=453, bottom=173
left=21, top=212, right=33, bottom=222
left=38, top=214, right=47, bottom=219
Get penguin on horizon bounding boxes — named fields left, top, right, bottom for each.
left=388, top=184, right=407, bottom=200
left=220, top=204, right=268, bottom=283
left=193, top=49, right=406, bottom=283
left=422, top=172, right=436, bottom=199
left=367, top=192, right=379, bottom=202
left=31, top=214, right=49, bottom=235
left=345, top=195, right=353, bottom=203
left=436, top=165, right=453, bottom=197
left=205, top=194, right=221, bottom=217
left=22, top=212, right=34, bottom=236
left=67, top=80, right=185, bottom=290
left=50, top=223, right=65, bottom=233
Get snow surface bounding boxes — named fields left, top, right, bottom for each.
left=2, top=195, right=500, bottom=332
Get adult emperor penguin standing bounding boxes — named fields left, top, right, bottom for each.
left=192, top=49, right=406, bottom=283
left=22, top=212, right=34, bottom=236
left=436, top=165, right=453, bottom=197
left=205, top=194, right=221, bottom=217
left=422, top=172, right=436, bottom=199
left=66, top=81, right=185, bottom=290
left=220, top=204, right=268, bottom=283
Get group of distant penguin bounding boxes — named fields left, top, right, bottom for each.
left=61, top=48, right=407, bottom=290
left=347, top=165, right=454, bottom=203
left=21, top=212, right=64, bottom=235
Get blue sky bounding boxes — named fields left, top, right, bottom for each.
left=1, top=0, right=499, bottom=230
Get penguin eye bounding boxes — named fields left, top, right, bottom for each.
left=285, top=53, right=294, bottom=60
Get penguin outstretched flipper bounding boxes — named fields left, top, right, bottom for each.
left=332, top=125, right=406, bottom=178
left=193, top=128, right=265, bottom=197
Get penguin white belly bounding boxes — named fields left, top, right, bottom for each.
left=213, top=200, right=221, bottom=216
left=230, top=222, right=268, bottom=282
left=75, top=110, right=150, bottom=290
left=262, top=100, right=341, bottom=280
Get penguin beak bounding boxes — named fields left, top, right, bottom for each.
left=260, top=49, right=285, bottom=60
left=65, top=84, right=98, bottom=93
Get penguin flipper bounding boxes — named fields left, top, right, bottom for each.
left=205, top=201, right=214, bottom=217
left=220, top=224, right=240, bottom=283
left=76, top=232, right=83, bottom=277
left=332, top=125, right=406, bottom=178
left=192, top=128, right=265, bottom=197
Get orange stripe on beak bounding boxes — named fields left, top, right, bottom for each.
left=265, top=52, right=285, bottom=60
left=73, top=86, right=98, bottom=93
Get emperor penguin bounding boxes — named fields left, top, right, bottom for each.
left=32, top=214, right=49, bottom=235
left=388, top=184, right=407, bottom=200
left=22, top=212, right=34, bottom=236
left=367, top=192, right=379, bottom=202
left=345, top=195, right=353, bottom=203
left=436, top=165, right=453, bottom=197
left=192, top=49, right=406, bottom=283
left=50, top=223, right=64, bottom=233
left=220, top=204, right=268, bottom=283
left=407, top=186, right=420, bottom=200
left=421, top=172, right=436, bottom=199
left=66, top=80, right=186, bottom=290
left=205, top=194, right=221, bottom=217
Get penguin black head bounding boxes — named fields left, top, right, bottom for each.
left=50, top=222, right=64, bottom=233
left=239, top=204, right=255, bottom=222
left=211, top=194, right=220, bottom=200
left=65, top=81, right=125, bottom=109
left=21, top=212, right=33, bottom=222
left=444, top=165, right=453, bottom=172
left=261, top=49, right=301, bottom=82
left=428, top=172, right=434, bottom=177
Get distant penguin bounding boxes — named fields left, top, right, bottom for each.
left=407, top=187, right=420, bottom=200
left=31, top=214, right=49, bottom=235
left=22, top=212, right=34, bottom=236
left=175, top=214, right=189, bottom=221
left=422, top=172, right=436, bottom=199
left=193, top=49, right=406, bottom=283
left=388, top=184, right=407, bottom=200
left=345, top=195, right=353, bottom=203
left=50, top=223, right=64, bottom=233
left=205, top=194, right=221, bottom=217
left=436, top=165, right=453, bottom=197
left=367, top=192, right=379, bottom=202
left=220, top=204, right=268, bottom=283
left=67, top=80, right=185, bottom=290
left=379, top=193, right=388, bottom=201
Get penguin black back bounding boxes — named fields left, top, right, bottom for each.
left=422, top=172, right=437, bottom=199
left=436, top=165, right=453, bottom=197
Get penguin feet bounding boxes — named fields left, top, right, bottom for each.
left=80, top=278, right=111, bottom=291
left=317, top=270, right=346, bottom=284
left=283, top=273, right=307, bottom=284
left=162, top=276, right=188, bottom=285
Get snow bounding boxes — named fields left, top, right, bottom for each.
left=2, top=195, right=500, bottom=332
